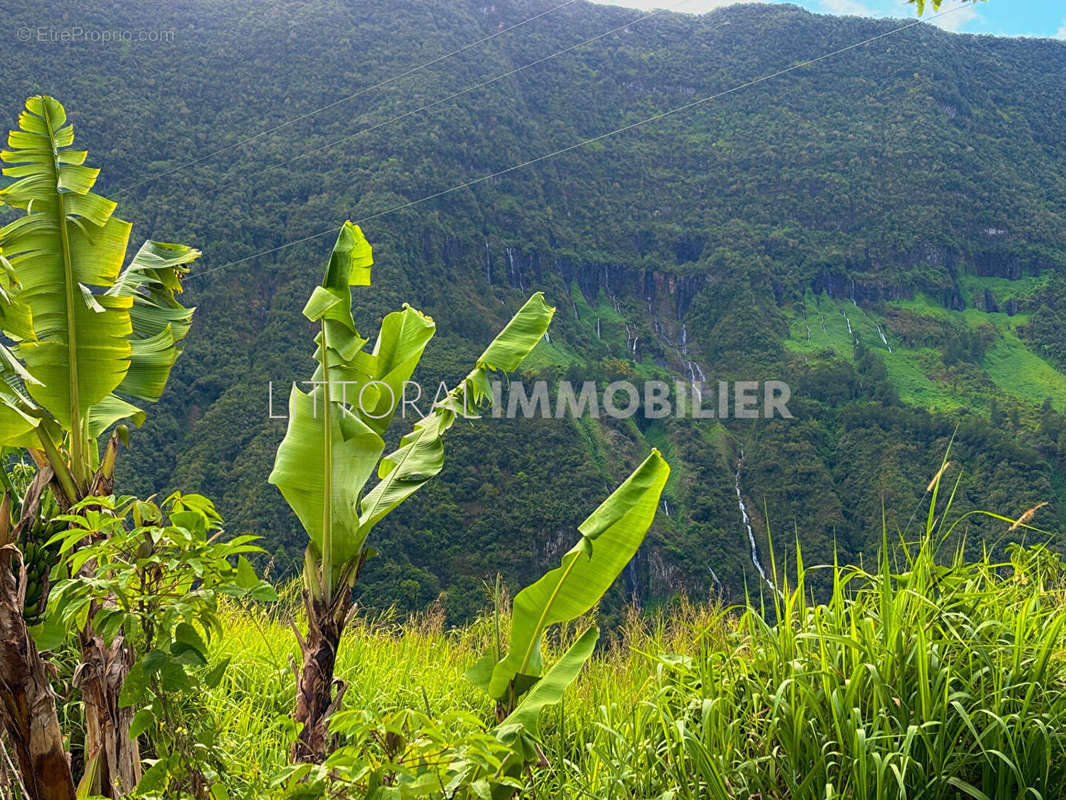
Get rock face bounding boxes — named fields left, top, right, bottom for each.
left=812, top=269, right=915, bottom=304
left=983, top=288, right=999, bottom=313
left=477, top=243, right=708, bottom=320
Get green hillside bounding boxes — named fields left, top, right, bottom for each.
left=2, top=0, right=1064, bottom=616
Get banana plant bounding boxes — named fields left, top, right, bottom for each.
left=466, top=450, right=669, bottom=723
left=269, top=221, right=554, bottom=763
left=0, top=96, right=197, bottom=505
left=0, top=95, right=198, bottom=800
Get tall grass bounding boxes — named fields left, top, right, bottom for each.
left=201, top=490, right=1066, bottom=799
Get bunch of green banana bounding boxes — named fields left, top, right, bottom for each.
left=1, top=462, right=66, bottom=624
left=6, top=519, right=62, bottom=624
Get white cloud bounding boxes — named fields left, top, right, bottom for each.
left=1056, top=20, right=1066, bottom=39
left=820, top=0, right=878, bottom=16
left=923, top=0, right=980, bottom=32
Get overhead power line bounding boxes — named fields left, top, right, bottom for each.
left=211, top=0, right=708, bottom=191
left=187, top=6, right=966, bottom=283
left=113, top=0, right=583, bottom=195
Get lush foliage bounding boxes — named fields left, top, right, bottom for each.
left=3, top=0, right=1061, bottom=615
left=0, top=93, right=202, bottom=800
left=0, top=95, right=197, bottom=499
left=268, top=218, right=559, bottom=763
left=43, top=493, right=276, bottom=796
left=188, top=518, right=1066, bottom=799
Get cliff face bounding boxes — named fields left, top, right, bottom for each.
left=1, top=0, right=1064, bottom=616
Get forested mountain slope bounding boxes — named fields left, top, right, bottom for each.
left=3, top=0, right=1065, bottom=619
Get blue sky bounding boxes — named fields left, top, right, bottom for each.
left=588, top=0, right=1066, bottom=38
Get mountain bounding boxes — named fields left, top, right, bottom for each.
left=3, top=0, right=1065, bottom=620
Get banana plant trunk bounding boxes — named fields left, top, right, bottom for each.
left=290, top=587, right=353, bottom=764
left=77, top=628, right=140, bottom=797
left=0, top=549, right=76, bottom=800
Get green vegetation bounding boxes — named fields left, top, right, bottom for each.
left=267, top=215, right=572, bottom=763
left=1, top=0, right=1065, bottom=795
left=46, top=493, right=277, bottom=797
left=186, top=480, right=1066, bottom=799
left=2, top=0, right=1060, bottom=613
left=0, top=94, right=202, bottom=799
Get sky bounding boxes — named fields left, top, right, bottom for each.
left=588, top=0, right=1066, bottom=38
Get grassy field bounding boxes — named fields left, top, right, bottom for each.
left=784, top=284, right=1066, bottom=415
left=200, top=515, right=1066, bottom=799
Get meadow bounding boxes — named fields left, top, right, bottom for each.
left=199, top=511, right=1066, bottom=799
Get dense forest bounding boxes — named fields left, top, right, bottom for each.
left=3, top=0, right=1065, bottom=620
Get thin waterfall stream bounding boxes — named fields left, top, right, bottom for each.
left=734, top=451, right=776, bottom=592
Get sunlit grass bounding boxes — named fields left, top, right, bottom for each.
left=784, top=289, right=1066, bottom=416
left=983, top=329, right=1066, bottom=411
left=203, top=472, right=1066, bottom=799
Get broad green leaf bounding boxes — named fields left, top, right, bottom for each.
left=108, top=239, right=199, bottom=401
left=0, top=378, right=41, bottom=448
left=17, top=293, right=133, bottom=430
left=118, top=661, right=148, bottom=707
left=129, top=708, right=155, bottom=739
left=0, top=96, right=196, bottom=485
left=269, top=385, right=384, bottom=572
left=88, top=394, right=145, bottom=438
left=488, top=450, right=668, bottom=698
left=172, top=622, right=208, bottom=661
left=323, top=220, right=372, bottom=290
left=29, top=614, right=67, bottom=651
left=250, top=581, right=279, bottom=602
left=136, top=755, right=173, bottom=794
left=475, top=293, right=556, bottom=373
left=203, top=656, right=231, bottom=689
left=356, top=306, right=436, bottom=436
left=235, top=555, right=259, bottom=589
left=463, top=650, right=496, bottom=693
left=271, top=221, right=554, bottom=605
left=500, top=626, right=599, bottom=735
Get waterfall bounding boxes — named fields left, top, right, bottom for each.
left=662, top=500, right=670, bottom=517
left=840, top=308, right=853, bottom=335
left=681, top=323, right=688, bottom=356
left=708, top=567, right=723, bottom=598
left=506, top=247, right=522, bottom=290
left=805, top=323, right=812, bottom=342
left=543, top=331, right=550, bottom=344
left=877, top=324, right=893, bottom=353
left=689, top=367, right=704, bottom=405
left=734, top=452, right=774, bottom=591
left=850, top=279, right=857, bottom=306
left=596, top=317, right=601, bottom=338
left=820, top=315, right=827, bottom=332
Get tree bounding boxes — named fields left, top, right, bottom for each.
left=270, top=221, right=555, bottom=762
left=0, top=95, right=197, bottom=799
